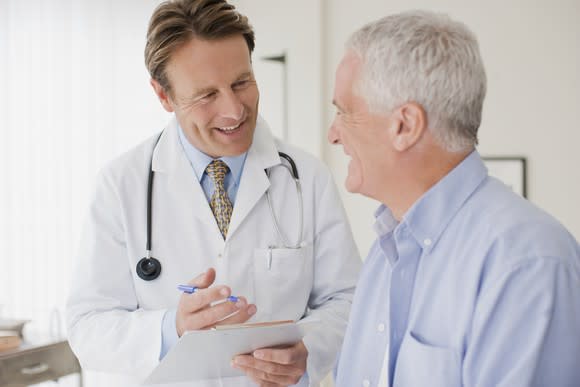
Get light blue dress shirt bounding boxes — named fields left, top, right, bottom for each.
left=335, top=151, right=580, bottom=387
left=177, top=123, right=247, bottom=203
left=159, top=125, right=247, bottom=359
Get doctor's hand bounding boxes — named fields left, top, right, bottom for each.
left=231, top=340, right=308, bottom=387
left=176, top=268, right=257, bottom=336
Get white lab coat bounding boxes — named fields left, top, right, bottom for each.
left=66, top=116, right=361, bottom=387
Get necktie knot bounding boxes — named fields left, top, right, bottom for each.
left=205, top=160, right=230, bottom=187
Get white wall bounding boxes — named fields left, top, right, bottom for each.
left=0, top=1, right=168, bottom=386
left=0, top=0, right=168, bottom=321
left=231, top=0, right=324, bottom=157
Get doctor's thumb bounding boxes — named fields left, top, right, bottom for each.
left=189, top=267, right=216, bottom=288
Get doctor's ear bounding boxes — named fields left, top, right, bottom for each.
left=391, top=102, right=427, bottom=152
left=150, top=79, right=175, bottom=113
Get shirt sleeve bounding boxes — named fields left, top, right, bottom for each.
left=463, top=256, right=580, bottom=386
left=160, top=308, right=179, bottom=360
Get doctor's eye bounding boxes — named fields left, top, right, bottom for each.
left=195, top=91, right=217, bottom=104
left=232, top=79, right=252, bottom=90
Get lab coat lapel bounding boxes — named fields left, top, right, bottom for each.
left=227, top=117, right=281, bottom=240
left=151, top=117, right=220, bottom=234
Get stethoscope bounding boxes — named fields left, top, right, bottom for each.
left=136, top=131, right=304, bottom=281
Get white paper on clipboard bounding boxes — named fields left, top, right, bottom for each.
left=143, top=319, right=319, bottom=385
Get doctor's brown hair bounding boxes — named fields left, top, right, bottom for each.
left=144, top=0, right=255, bottom=95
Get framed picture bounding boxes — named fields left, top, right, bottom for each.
left=482, top=156, right=528, bottom=198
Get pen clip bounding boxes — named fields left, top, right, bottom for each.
left=266, top=247, right=273, bottom=270
left=177, top=285, right=198, bottom=294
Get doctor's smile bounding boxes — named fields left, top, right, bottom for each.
left=215, top=119, right=244, bottom=134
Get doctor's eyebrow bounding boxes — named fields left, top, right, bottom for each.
left=234, top=71, right=253, bottom=81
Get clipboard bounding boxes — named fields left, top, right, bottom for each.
left=143, top=319, right=318, bottom=384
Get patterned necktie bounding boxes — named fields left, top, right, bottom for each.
left=205, top=159, right=233, bottom=239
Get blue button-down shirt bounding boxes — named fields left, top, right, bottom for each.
left=159, top=125, right=248, bottom=359
left=177, top=124, right=247, bottom=203
left=335, top=151, right=580, bottom=387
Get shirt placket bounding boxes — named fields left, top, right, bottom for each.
left=388, top=223, right=421, bottom=386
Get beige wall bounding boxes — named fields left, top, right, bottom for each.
left=232, top=0, right=324, bottom=157
left=234, top=0, right=580, bottom=260
left=322, top=0, right=580, bottom=256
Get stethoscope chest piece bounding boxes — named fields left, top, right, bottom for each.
left=136, top=256, right=161, bottom=281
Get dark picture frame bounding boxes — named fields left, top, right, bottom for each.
left=482, top=156, right=528, bottom=198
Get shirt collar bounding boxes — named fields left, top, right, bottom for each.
left=373, top=204, right=399, bottom=238
left=177, top=124, right=247, bottom=185
left=401, top=150, right=488, bottom=252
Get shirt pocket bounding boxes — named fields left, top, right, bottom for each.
left=253, top=245, right=313, bottom=321
left=393, top=330, right=461, bottom=387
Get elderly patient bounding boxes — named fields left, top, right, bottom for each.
left=329, top=10, right=580, bottom=387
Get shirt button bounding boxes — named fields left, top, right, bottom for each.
left=377, top=323, right=385, bottom=332
left=217, top=253, right=223, bottom=259
left=424, top=238, right=432, bottom=246
left=362, top=379, right=370, bottom=387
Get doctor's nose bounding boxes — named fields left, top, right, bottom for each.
left=218, top=90, right=244, bottom=121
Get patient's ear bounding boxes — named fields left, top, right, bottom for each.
left=150, top=79, right=174, bottom=113
left=392, top=102, right=427, bottom=152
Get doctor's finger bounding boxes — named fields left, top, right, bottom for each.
left=181, top=285, right=232, bottom=312
left=232, top=357, right=303, bottom=385
left=187, top=297, right=250, bottom=329
left=178, top=297, right=238, bottom=332
left=215, top=302, right=257, bottom=326
left=253, top=341, right=308, bottom=365
left=187, top=267, right=216, bottom=289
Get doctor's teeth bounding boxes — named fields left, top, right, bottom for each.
left=219, top=123, right=241, bottom=132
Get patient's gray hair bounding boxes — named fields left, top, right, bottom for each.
left=347, top=10, right=487, bottom=152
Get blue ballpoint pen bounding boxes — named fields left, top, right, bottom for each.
left=177, top=284, right=239, bottom=302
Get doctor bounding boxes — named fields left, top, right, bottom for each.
left=66, top=0, right=361, bottom=386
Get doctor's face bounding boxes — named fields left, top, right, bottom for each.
left=328, top=51, right=398, bottom=199
left=153, top=35, right=259, bottom=158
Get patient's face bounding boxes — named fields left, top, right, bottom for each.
left=328, top=51, right=398, bottom=199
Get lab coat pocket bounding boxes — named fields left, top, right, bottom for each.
left=253, top=245, right=313, bottom=321
left=393, top=330, right=461, bottom=387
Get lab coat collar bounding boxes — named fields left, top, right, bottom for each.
left=151, top=114, right=282, bottom=242
left=151, top=115, right=280, bottom=175
left=227, top=115, right=281, bottom=239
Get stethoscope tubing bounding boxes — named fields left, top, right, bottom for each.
left=137, top=130, right=302, bottom=281
left=265, top=164, right=303, bottom=249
